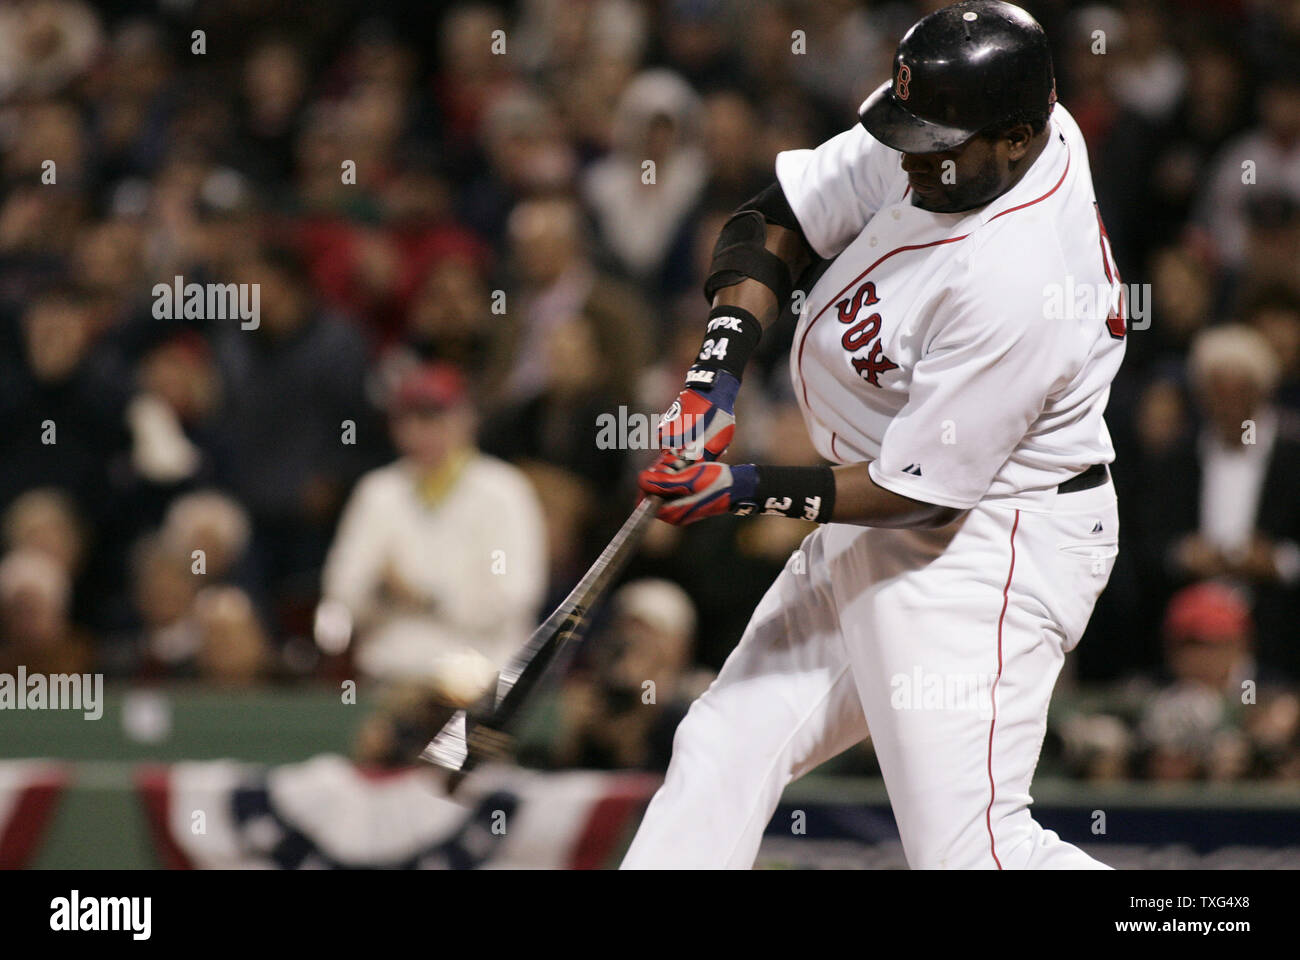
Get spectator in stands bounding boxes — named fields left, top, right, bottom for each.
left=1059, top=712, right=1134, bottom=782
left=1111, top=1, right=1186, bottom=122
left=0, top=0, right=102, bottom=100
left=233, top=35, right=308, bottom=188
left=381, top=243, right=510, bottom=405
left=120, top=534, right=199, bottom=678
left=480, top=307, right=635, bottom=496
left=193, top=586, right=271, bottom=687
left=0, top=181, right=78, bottom=306
left=1139, top=583, right=1263, bottom=781
left=699, top=91, right=772, bottom=212
left=74, top=216, right=148, bottom=328
left=0, top=286, right=130, bottom=513
left=126, top=333, right=222, bottom=492
left=1135, top=325, right=1300, bottom=679
left=496, top=194, right=650, bottom=402
left=2, top=488, right=85, bottom=579
left=1122, top=242, right=1214, bottom=377
left=656, top=0, right=743, bottom=94
left=321, top=363, right=546, bottom=697
left=0, top=485, right=105, bottom=638
left=547, top=578, right=706, bottom=770
left=1242, top=285, right=1300, bottom=412
left=194, top=169, right=264, bottom=284
left=0, top=548, right=91, bottom=676
left=210, top=244, right=377, bottom=615
left=582, top=68, right=708, bottom=294
left=513, top=0, right=647, bottom=156
left=85, top=20, right=174, bottom=184
left=160, top=491, right=252, bottom=586
left=5, top=98, right=90, bottom=188
left=1198, top=69, right=1300, bottom=279
left=1139, top=41, right=1249, bottom=259
left=456, top=89, right=577, bottom=245
left=1233, top=193, right=1300, bottom=314
left=433, top=3, right=519, bottom=164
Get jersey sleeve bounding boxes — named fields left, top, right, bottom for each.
left=868, top=255, right=1069, bottom=510
left=775, top=125, right=899, bottom=260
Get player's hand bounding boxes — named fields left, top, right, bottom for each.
left=638, top=453, right=756, bottom=525
left=659, top=371, right=739, bottom=462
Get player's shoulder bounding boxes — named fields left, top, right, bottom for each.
left=1051, top=102, right=1086, bottom=148
left=950, top=219, right=1067, bottom=308
left=777, top=121, right=902, bottom=191
left=950, top=109, right=1090, bottom=289
left=936, top=225, right=1068, bottom=345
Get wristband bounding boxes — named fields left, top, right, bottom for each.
left=732, top=464, right=836, bottom=522
left=686, top=305, right=763, bottom=390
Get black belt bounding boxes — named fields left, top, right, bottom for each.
left=1057, top=462, right=1110, bottom=494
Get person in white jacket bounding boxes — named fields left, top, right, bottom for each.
left=321, top=363, right=547, bottom=698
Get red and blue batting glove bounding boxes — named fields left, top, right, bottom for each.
left=658, top=370, right=740, bottom=462
left=638, top=454, right=758, bottom=525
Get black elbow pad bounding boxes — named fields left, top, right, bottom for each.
left=742, top=181, right=805, bottom=238
left=704, top=209, right=795, bottom=305
left=703, top=182, right=808, bottom=304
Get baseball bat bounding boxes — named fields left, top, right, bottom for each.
left=420, top=494, right=663, bottom=774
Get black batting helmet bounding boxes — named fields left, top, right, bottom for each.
left=858, top=0, right=1055, bottom=154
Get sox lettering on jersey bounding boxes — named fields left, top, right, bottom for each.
left=835, top=280, right=900, bottom=387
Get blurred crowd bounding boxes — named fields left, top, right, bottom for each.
left=1, top=0, right=1298, bottom=782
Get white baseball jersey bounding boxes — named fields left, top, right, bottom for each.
left=775, top=103, right=1126, bottom=510
left=625, top=102, right=1126, bottom=870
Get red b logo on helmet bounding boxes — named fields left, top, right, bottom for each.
left=896, top=62, right=911, bottom=100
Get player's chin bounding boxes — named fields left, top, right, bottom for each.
left=909, top=189, right=959, bottom=213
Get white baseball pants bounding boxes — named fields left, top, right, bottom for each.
left=622, top=480, right=1119, bottom=869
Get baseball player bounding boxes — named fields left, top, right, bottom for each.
left=623, top=1, right=1126, bottom=869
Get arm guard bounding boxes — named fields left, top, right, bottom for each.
left=702, top=182, right=806, bottom=305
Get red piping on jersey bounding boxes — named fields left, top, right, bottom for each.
left=985, top=145, right=1071, bottom=223
left=830, top=432, right=842, bottom=460
left=794, top=142, right=1072, bottom=411
left=985, top=508, right=1019, bottom=870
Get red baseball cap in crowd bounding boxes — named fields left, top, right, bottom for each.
left=1162, top=582, right=1252, bottom=644
left=391, top=363, right=468, bottom=414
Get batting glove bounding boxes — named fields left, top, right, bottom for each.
left=638, top=454, right=757, bottom=525
left=659, top=370, right=739, bottom=462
